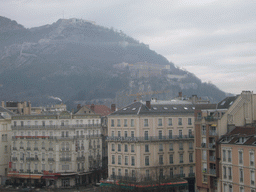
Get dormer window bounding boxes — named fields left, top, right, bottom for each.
left=235, top=137, right=247, bottom=144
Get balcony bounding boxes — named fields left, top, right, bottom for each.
left=12, top=157, right=18, bottom=161
left=11, top=124, right=101, bottom=130
left=188, top=173, right=195, bottom=177
left=26, top=157, right=34, bottom=161
left=26, top=147, right=31, bottom=150
left=12, top=147, right=17, bottom=150
left=34, top=147, right=38, bottom=151
left=209, top=169, right=216, bottom=175
left=86, top=134, right=102, bottom=139
left=61, top=148, right=70, bottom=151
left=48, top=148, right=54, bottom=151
left=209, top=156, right=216, bottom=161
left=204, top=116, right=219, bottom=121
left=20, top=147, right=24, bottom=149
left=208, top=143, right=216, bottom=149
left=48, top=158, right=54, bottom=162
left=19, top=169, right=24, bottom=173
left=209, top=131, right=217, bottom=136
left=77, top=156, right=85, bottom=161
left=106, top=134, right=194, bottom=142
left=20, top=158, right=24, bottom=161
left=60, top=157, right=71, bottom=161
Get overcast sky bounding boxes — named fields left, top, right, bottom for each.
left=1, top=0, right=256, bottom=94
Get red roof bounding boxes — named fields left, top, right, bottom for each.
left=85, top=105, right=113, bottom=116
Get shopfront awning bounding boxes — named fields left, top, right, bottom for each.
left=8, top=173, right=42, bottom=179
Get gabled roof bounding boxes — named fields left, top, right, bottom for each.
left=217, top=96, right=238, bottom=109
left=110, top=101, right=195, bottom=116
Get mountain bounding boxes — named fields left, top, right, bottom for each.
left=0, top=16, right=226, bottom=108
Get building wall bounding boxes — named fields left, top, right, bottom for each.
left=0, top=118, right=11, bottom=185
left=107, top=114, right=195, bottom=181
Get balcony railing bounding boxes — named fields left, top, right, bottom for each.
left=61, top=148, right=70, bottom=151
left=48, top=158, right=54, bottom=162
left=77, top=156, right=85, bottom=161
left=209, top=169, right=216, bottom=175
left=208, top=143, right=216, bottom=149
left=60, top=157, right=71, bottom=161
left=11, top=124, right=101, bottom=130
left=86, top=134, right=102, bottom=139
left=209, top=156, right=216, bottom=161
left=188, top=173, right=195, bottom=177
left=204, top=116, right=220, bottom=121
left=12, top=147, right=17, bottom=150
left=34, top=147, right=38, bottom=151
left=48, top=148, right=54, bottom=151
left=209, top=131, right=217, bottom=136
left=12, top=157, right=18, bottom=161
left=106, top=134, right=194, bottom=142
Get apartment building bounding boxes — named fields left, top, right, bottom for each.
left=195, top=91, right=256, bottom=192
left=219, top=127, right=256, bottom=192
left=107, top=100, right=196, bottom=191
left=0, top=107, right=13, bottom=185
left=8, top=110, right=102, bottom=188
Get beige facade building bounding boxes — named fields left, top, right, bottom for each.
left=8, top=110, right=102, bottom=188
left=107, top=100, right=196, bottom=191
left=195, top=91, right=256, bottom=192
left=0, top=107, right=13, bottom=185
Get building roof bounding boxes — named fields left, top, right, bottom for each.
left=217, top=96, right=238, bottom=109
left=85, top=105, right=113, bottom=116
left=219, top=126, right=256, bottom=146
left=110, top=101, right=195, bottom=116
left=0, top=106, right=15, bottom=119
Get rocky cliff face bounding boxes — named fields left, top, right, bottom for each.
left=0, top=16, right=226, bottom=107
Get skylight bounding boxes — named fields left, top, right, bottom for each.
left=184, top=107, right=188, bottom=110
left=123, top=108, right=127, bottom=111
left=192, top=107, right=195, bottom=110
left=153, top=107, right=157, bottom=110
left=173, top=107, right=177, bottom=110
left=163, top=107, right=168, bottom=110
left=220, top=101, right=226, bottom=105
left=132, top=108, right=136, bottom=111
left=229, top=101, right=234, bottom=105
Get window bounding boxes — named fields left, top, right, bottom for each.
left=125, top=169, right=128, bottom=177
left=118, top=144, right=121, bottom=152
left=112, top=155, right=115, bottom=164
left=131, top=119, right=134, bottom=127
left=131, top=145, right=134, bottom=152
left=223, top=150, right=226, bottom=161
left=146, top=170, right=150, bottom=179
left=4, top=145, right=8, bottom=153
left=112, top=144, right=115, bottom=151
left=111, top=119, right=114, bottom=127
left=180, top=154, right=183, bottom=163
left=131, top=156, right=135, bottom=166
left=21, top=121, right=24, bottom=127
left=178, top=118, right=182, bottom=125
left=168, top=118, right=172, bottom=126
left=189, top=166, right=193, bottom=174
left=118, top=155, right=121, bottom=165
left=145, top=144, right=149, bottom=152
left=169, top=130, right=172, bottom=139
left=160, top=169, right=164, bottom=178
left=188, top=129, right=192, bottom=137
left=111, top=131, right=114, bottom=137
left=189, top=142, right=193, bottom=150
left=159, top=155, right=163, bottom=164
left=228, top=167, right=232, bottom=180
left=158, top=119, right=162, bottom=126
left=2, top=134, right=7, bottom=142
left=239, top=151, right=243, bottom=164
left=112, top=168, right=115, bottom=177
left=179, top=142, right=183, bottom=150
left=118, top=169, right=121, bottom=176
left=169, top=154, right=173, bottom=164
left=251, top=170, right=255, bottom=185
left=132, top=170, right=135, bottom=178
left=189, top=153, right=193, bottom=162
left=250, top=152, right=254, bottom=166
left=180, top=167, right=184, bottom=176
left=229, top=185, right=232, bottom=192
left=169, top=143, right=173, bottom=151
left=158, top=130, right=162, bottom=139
left=223, top=166, right=227, bottom=179
left=144, top=119, right=148, bottom=127
left=118, top=131, right=121, bottom=137
left=202, top=150, right=207, bottom=161
left=125, top=156, right=128, bottom=165
left=131, top=131, right=134, bottom=138
left=144, top=131, right=148, bottom=140
left=179, top=130, right=182, bottom=138
left=117, top=119, right=121, bottom=127
left=170, top=168, right=174, bottom=177
left=124, top=131, right=127, bottom=138
left=202, top=125, right=206, bottom=135
left=188, top=118, right=192, bottom=125
left=239, top=169, right=243, bottom=182
left=228, top=151, right=232, bottom=162
left=145, top=156, right=149, bottom=166
left=159, top=144, right=163, bottom=151
left=124, top=144, right=128, bottom=152
left=124, top=119, right=127, bottom=127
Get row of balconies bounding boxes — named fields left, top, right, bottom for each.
left=106, top=135, right=194, bottom=142
left=201, top=143, right=216, bottom=149
left=202, top=168, right=216, bottom=175
left=12, top=124, right=101, bottom=129
left=15, top=146, right=87, bottom=151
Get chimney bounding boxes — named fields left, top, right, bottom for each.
left=1, top=101, right=4, bottom=108
left=179, top=92, right=182, bottom=97
left=134, top=100, right=137, bottom=102
left=90, top=104, right=95, bottom=111
left=77, top=104, right=82, bottom=110
left=146, top=101, right=151, bottom=109
left=111, top=104, right=116, bottom=112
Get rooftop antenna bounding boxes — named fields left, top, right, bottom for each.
left=62, top=10, right=65, bottom=19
